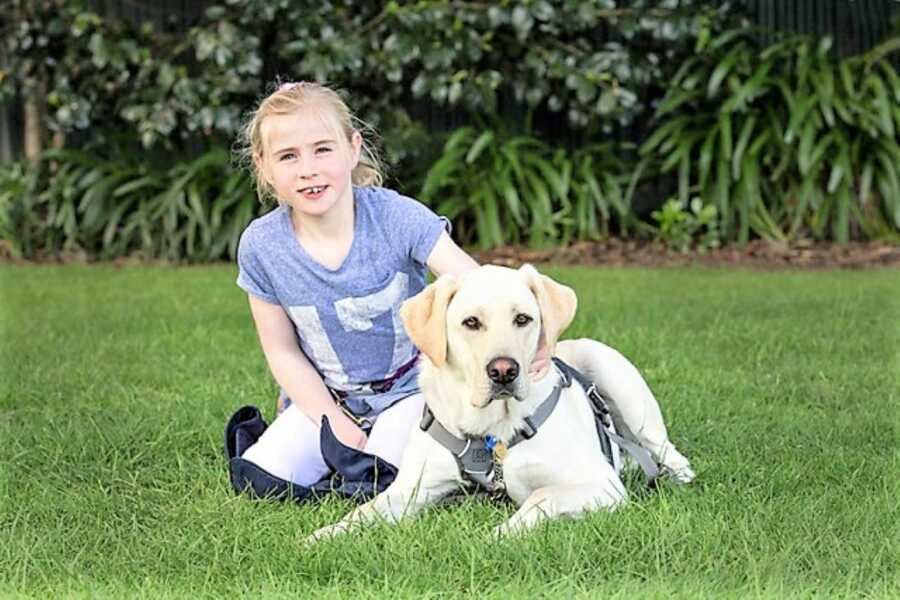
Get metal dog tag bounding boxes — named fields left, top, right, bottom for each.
left=492, top=440, right=509, bottom=462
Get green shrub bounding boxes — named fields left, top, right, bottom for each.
left=420, top=127, right=635, bottom=249
left=0, top=0, right=238, bottom=152
left=0, top=162, right=28, bottom=258
left=651, top=197, right=720, bottom=253
left=639, top=27, right=900, bottom=244
left=0, top=149, right=262, bottom=262
left=2, top=0, right=735, bottom=163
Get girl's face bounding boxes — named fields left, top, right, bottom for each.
left=259, top=106, right=362, bottom=219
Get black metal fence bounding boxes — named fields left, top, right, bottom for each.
left=82, top=0, right=900, bottom=55
left=1, top=0, right=898, bottom=163
left=85, top=0, right=208, bottom=31
left=751, top=0, right=897, bottom=56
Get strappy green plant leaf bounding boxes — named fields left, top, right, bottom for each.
left=639, top=27, right=900, bottom=245
left=0, top=147, right=263, bottom=261
left=421, top=128, right=634, bottom=250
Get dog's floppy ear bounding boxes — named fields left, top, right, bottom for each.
left=519, top=264, right=577, bottom=356
left=400, top=275, right=459, bottom=367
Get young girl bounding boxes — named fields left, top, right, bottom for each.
left=224, top=81, right=482, bottom=500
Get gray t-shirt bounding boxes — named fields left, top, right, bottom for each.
left=236, top=186, right=448, bottom=415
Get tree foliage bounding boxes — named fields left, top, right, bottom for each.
left=2, top=0, right=737, bottom=161
left=640, top=27, right=900, bottom=244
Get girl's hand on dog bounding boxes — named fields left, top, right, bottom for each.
left=529, top=341, right=552, bottom=381
left=330, top=414, right=369, bottom=450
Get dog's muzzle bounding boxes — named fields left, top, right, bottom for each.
left=486, top=356, right=523, bottom=402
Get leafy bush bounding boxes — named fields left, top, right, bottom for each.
left=0, top=150, right=262, bottom=262
left=2, top=1, right=736, bottom=161
left=0, top=0, right=243, bottom=151
left=420, top=127, right=635, bottom=249
left=193, top=0, right=738, bottom=170
left=5, top=3, right=898, bottom=259
left=639, top=27, right=900, bottom=244
left=1, top=0, right=744, bottom=260
left=651, top=197, right=720, bottom=252
left=0, top=162, right=28, bottom=258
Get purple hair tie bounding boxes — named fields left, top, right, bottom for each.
left=277, top=81, right=306, bottom=93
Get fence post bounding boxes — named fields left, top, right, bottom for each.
left=23, top=74, right=47, bottom=165
left=0, top=103, right=10, bottom=163
left=0, top=52, right=11, bottom=163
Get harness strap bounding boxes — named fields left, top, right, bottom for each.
left=420, top=413, right=495, bottom=488
left=419, top=369, right=570, bottom=490
left=552, top=358, right=660, bottom=479
left=606, top=430, right=660, bottom=479
left=551, top=359, right=614, bottom=468
left=506, top=367, right=571, bottom=447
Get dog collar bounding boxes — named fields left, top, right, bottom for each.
left=419, top=362, right=574, bottom=491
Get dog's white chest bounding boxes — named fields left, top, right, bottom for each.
left=501, top=445, right=563, bottom=504
left=500, top=394, right=610, bottom=504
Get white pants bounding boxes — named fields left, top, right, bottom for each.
left=241, top=394, right=425, bottom=487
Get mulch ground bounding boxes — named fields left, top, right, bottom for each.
left=2, top=240, right=898, bottom=270
left=471, top=240, right=900, bottom=270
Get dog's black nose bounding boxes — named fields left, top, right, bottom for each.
left=486, top=357, right=519, bottom=385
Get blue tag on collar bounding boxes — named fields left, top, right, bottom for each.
left=484, top=435, right=498, bottom=451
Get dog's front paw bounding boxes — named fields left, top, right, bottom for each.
left=661, top=463, right=696, bottom=485
left=492, top=520, right=529, bottom=539
left=657, top=444, right=695, bottom=485
left=305, top=522, right=350, bottom=545
left=492, top=523, right=512, bottom=539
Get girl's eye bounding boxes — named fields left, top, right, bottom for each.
left=462, top=316, right=481, bottom=330
left=316, top=146, right=333, bottom=154
left=278, top=153, right=295, bottom=161
left=514, top=313, right=533, bottom=327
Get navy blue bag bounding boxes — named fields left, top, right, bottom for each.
left=224, top=406, right=398, bottom=503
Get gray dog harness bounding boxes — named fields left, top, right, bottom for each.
left=419, top=358, right=644, bottom=493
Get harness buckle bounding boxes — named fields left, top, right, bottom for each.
left=586, top=385, right=606, bottom=412
left=419, top=406, right=435, bottom=431
left=558, top=365, right=573, bottom=388
left=519, top=417, right=538, bottom=440
left=586, top=385, right=612, bottom=426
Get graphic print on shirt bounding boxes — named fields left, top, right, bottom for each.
left=335, top=272, right=411, bottom=375
left=286, top=272, right=410, bottom=390
left=286, top=305, right=351, bottom=388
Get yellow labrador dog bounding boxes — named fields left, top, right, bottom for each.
left=310, top=265, right=694, bottom=540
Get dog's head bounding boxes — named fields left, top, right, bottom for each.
left=400, top=264, right=577, bottom=408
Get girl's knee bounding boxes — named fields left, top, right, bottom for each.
left=241, top=405, right=330, bottom=485
left=276, top=393, right=292, bottom=414
left=364, top=395, right=423, bottom=465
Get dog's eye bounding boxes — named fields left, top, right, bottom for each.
left=461, top=316, right=481, bottom=330
left=514, top=313, right=533, bottom=327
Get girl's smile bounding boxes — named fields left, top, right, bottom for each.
left=298, top=184, right=329, bottom=201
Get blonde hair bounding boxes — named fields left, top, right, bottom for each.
left=237, top=81, right=384, bottom=202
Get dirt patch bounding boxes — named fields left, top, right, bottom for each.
left=3, top=240, right=898, bottom=270
left=471, top=240, right=900, bottom=270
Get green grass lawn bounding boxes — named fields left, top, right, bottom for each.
left=1, top=264, right=897, bottom=598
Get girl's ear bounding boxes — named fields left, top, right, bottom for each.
left=254, top=151, right=273, bottom=186
left=349, top=130, right=363, bottom=168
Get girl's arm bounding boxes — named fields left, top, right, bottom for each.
left=247, top=294, right=368, bottom=449
left=425, top=231, right=479, bottom=277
